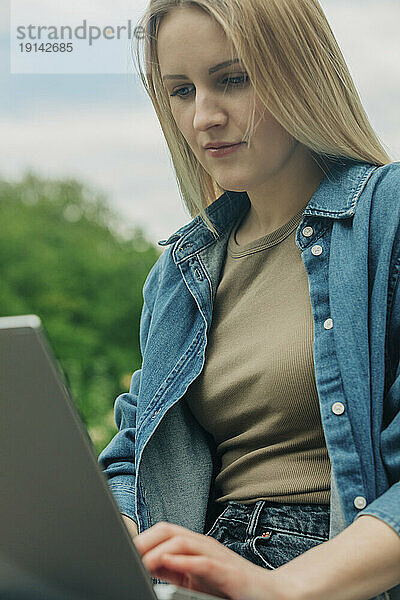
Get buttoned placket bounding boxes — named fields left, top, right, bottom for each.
left=298, top=221, right=368, bottom=525
left=178, top=250, right=211, bottom=328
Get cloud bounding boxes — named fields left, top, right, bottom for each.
left=0, top=106, right=190, bottom=242
left=6, top=0, right=149, bottom=31
left=321, top=0, right=400, bottom=92
left=321, top=0, right=400, bottom=159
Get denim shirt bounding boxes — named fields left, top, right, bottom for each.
left=98, top=158, right=400, bottom=599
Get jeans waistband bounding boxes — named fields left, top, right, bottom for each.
left=220, top=500, right=330, bottom=540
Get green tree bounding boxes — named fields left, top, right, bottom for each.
left=0, top=173, right=160, bottom=454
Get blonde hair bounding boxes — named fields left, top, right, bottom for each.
left=133, top=0, right=393, bottom=235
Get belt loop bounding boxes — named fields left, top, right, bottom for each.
left=246, top=501, right=265, bottom=540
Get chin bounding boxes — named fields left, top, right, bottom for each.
left=217, top=183, right=249, bottom=194
left=212, top=175, right=251, bottom=193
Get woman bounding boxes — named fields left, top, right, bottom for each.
left=98, top=1, right=400, bottom=598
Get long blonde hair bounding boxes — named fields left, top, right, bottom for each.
left=133, top=0, right=393, bottom=235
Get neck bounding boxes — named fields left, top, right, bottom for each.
left=237, top=145, right=325, bottom=243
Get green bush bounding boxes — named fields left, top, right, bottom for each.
left=0, top=173, right=160, bottom=455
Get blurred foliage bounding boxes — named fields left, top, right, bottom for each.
left=0, top=172, right=161, bottom=455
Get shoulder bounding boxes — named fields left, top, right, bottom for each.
left=366, top=163, right=400, bottom=303
left=142, top=240, right=183, bottom=309
left=362, top=162, right=400, bottom=240
left=365, top=161, right=400, bottom=207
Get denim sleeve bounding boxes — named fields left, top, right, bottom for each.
left=97, top=256, right=162, bottom=523
left=354, top=253, right=400, bottom=537
left=97, top=369, right=142, bottom=522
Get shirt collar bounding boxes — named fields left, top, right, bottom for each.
left=303, top=157, right=378, bottom=217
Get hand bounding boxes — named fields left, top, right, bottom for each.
left=121, top=514, right=139, bottom=539
left=133, top=521, right=284, bottom=600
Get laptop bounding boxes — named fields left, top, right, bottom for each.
left=0, top=315, right=221, bottom=600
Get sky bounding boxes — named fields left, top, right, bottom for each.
left=1, top=0, right=400, bottom=243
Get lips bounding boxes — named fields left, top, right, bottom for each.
left=205, top=143, right=245, bottom=157
left=204, top=142, right=244, bottom=149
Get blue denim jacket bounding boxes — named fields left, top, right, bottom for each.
left=99, top=157, right=400, bottom=599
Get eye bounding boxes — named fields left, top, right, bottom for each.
left=222, top=74, right=249, bottom=87
left=170, top=84, right=194, bottom=99
left=169, top=74, right=249, bottom=100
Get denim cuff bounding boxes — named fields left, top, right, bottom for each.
left=108, top=481, right=137, bottom=523
left=353, top=481, right=400, bottom=538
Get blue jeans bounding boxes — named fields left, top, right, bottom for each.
left=205, top=500, right=330, bottom=570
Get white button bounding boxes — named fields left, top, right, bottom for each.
left=354, top=496, right=367, bottom=510
left=324, top=318, right=333, bottom=330
left=332, top=402, right=345, bottom=415
left=302, top=226, right=314, bottom=237
left=311, top=245, right=323, bottom=256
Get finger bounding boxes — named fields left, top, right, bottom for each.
left=134, top=522, right=198, bottom=555
left=161, top=554, right=219, bottom=578
left=162, top=555, right=273, bottom=600
left=146, top=563, right=188, bottom=589
left=161, top=554, right=234, bottom=599
left=142, top=534, right=209, bottom=571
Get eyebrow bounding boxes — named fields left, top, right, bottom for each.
left=162, top=58, right=242, bottom=81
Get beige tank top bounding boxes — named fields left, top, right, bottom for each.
left=185, top=207, right=331, bottom=504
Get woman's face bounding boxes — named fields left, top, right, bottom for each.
left=157, top=6, right=298, bottom=193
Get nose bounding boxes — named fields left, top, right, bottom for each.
left=192, top=92, right=228, bottom=132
